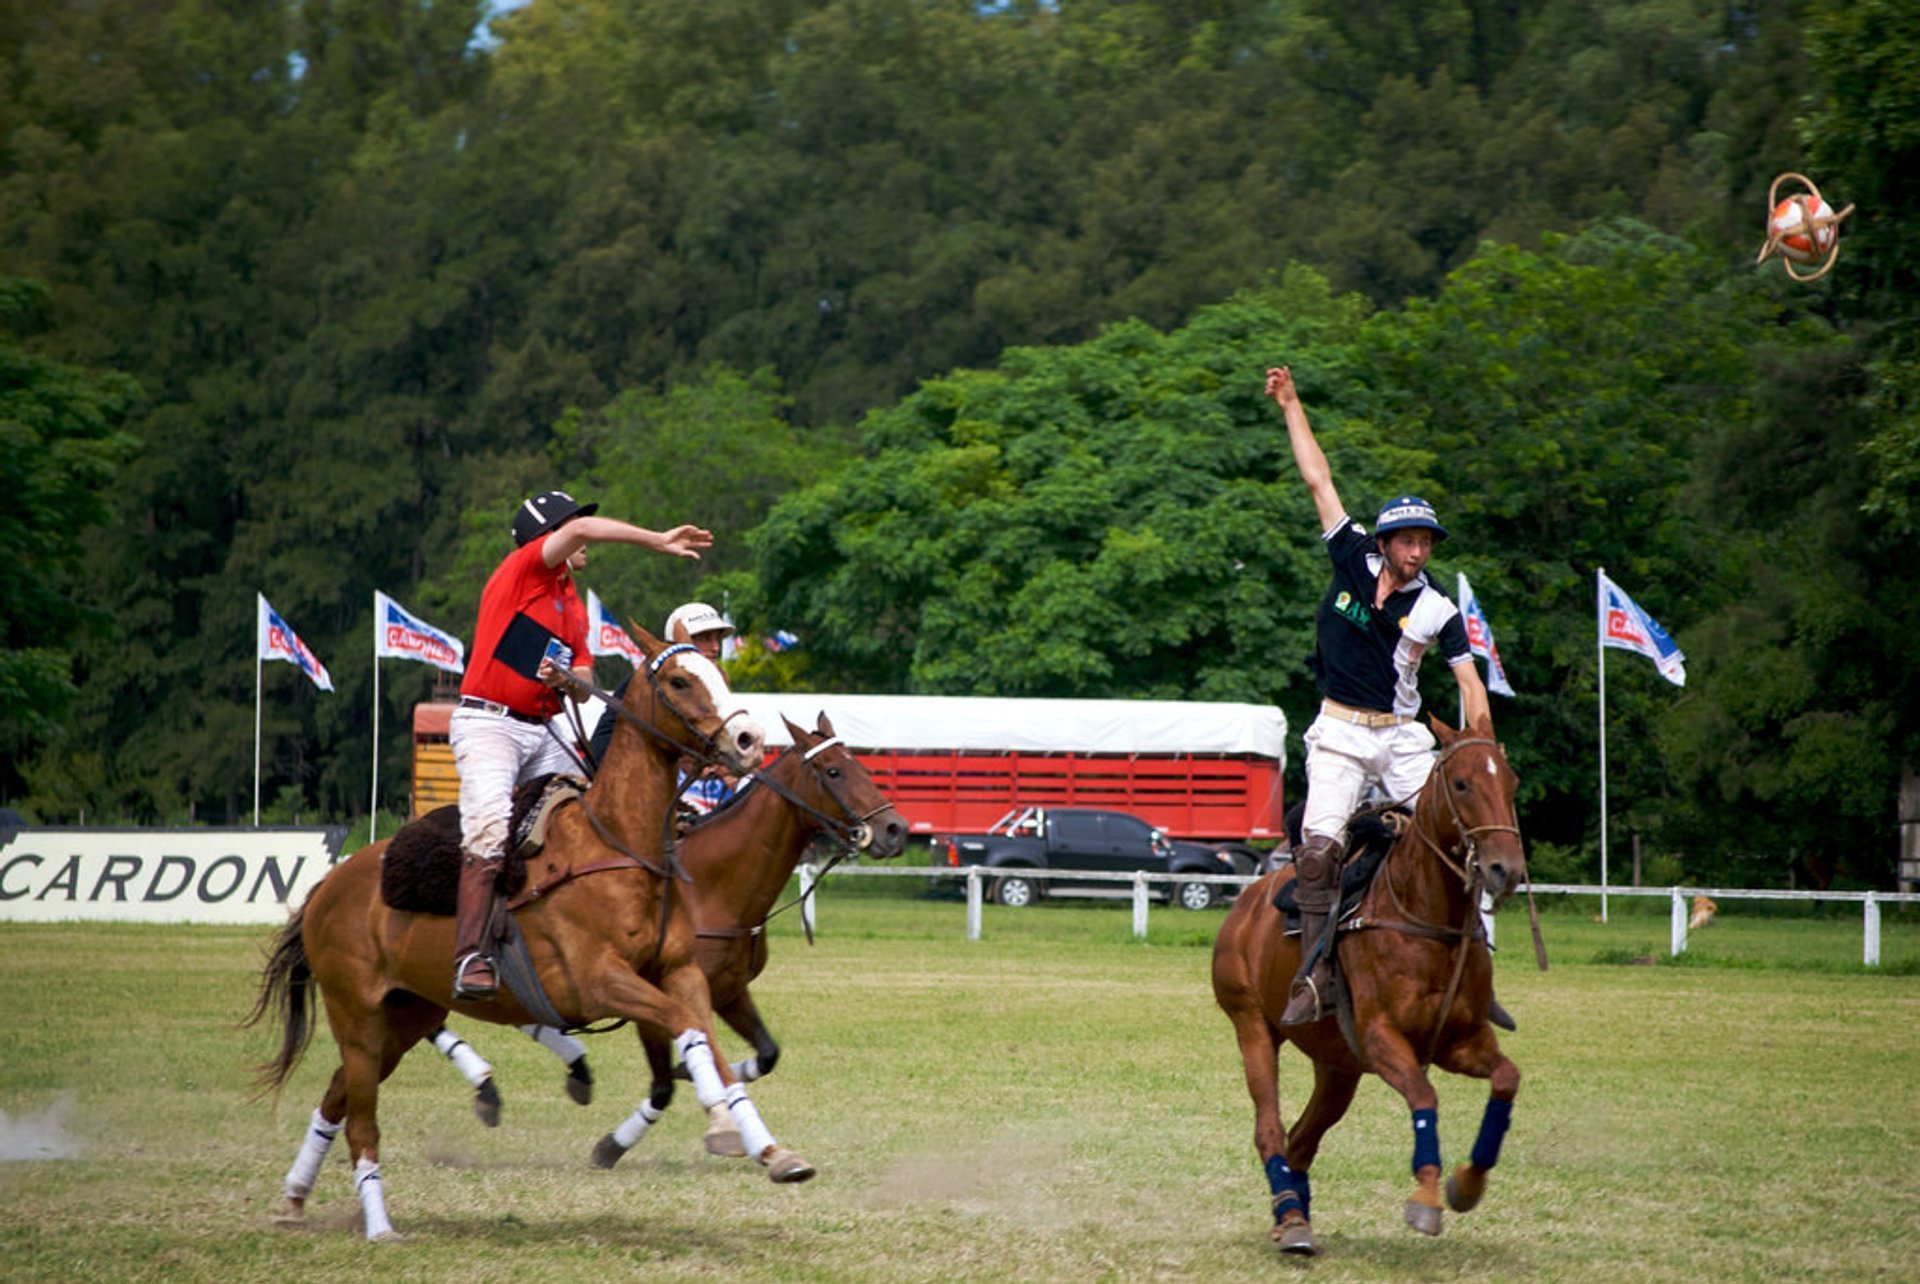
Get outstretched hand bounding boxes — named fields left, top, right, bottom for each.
left=657, top=524, right=714, bottom=560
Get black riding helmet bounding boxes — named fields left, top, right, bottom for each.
left=512, top=490, right=599, bottom=547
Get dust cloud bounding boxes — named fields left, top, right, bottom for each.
left=0, top=1093, right=83, bottom=1160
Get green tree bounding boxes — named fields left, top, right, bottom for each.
left=752, top=267, right=1379, bottom=710
left=0, top=280, right=138, bottom=802
left=541, top=364, right=851, bottom=634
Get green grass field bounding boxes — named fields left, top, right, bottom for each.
left=2, top=886, right=1917, bottom=1282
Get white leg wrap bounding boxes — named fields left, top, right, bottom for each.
left=522, top=1023, right=587, bottom=1065
left=284, top=1108, right=342, bottom=1200
left=730, top=1055, right=763, bottom=1083
left=432, top=1028, right=493, bottom=1088
left=353, top=1156, right=395, bottom=1241
left=723, top=1083, right=777, bottom=1160
left=611, top=1100, right=665, bottom=1150
left=676, top=1030, right=726, bottom=1109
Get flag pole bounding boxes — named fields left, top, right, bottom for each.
left=254, top=648, right=264, bottom=828
left=1457, top=572, right=1469, bottom=729
left=370, top=597, right=381, bottom=845
left=1596, top=568, right=1610, bottom=924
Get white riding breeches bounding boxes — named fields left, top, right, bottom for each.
left=449, top=707, right=583, bottom=859
left=1300, top=712, right=1437, bottom=844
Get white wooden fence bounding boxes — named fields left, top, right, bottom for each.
left=793, top=864, right=1920, bottom=966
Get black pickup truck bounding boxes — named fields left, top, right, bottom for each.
left=938, top=806, right=1249, bottom=910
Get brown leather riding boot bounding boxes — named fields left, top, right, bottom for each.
left=1280, top=835, right=1344, bottom=1026
left=452, top=852, right=503, bottom=1000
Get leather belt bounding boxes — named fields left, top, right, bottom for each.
left=458, top=695, right=546, bottom=725
left=1320, top=699, right=1411, bottom=728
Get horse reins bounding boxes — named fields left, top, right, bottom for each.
left=693, top=733, right=894, bottom=946
left=505, top=644, right=740, bottom=986
left=1354, top=736, right=1542, bottom=1065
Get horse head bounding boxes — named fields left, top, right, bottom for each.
left=624, top=620, right=766, bottom=775
left=781, top=713, right=909, bottom=859
left=1423, top=714, right=1525, bottom=906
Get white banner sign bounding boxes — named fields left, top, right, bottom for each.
left=0, top=827, right=349, bottom=924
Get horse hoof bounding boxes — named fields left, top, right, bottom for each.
left=1445, top=1164, right=1486, bottom=1213
left=704, top=1124, right=748, bottom=1159
left=1404, top=1199, right=1443, bottom=1237
left=590, top=1134, right=628, bottom=1170
left=369, top=1229, right=405, bottom=1244
left=565, top=1057, right=593, bottom=1106
left=474, top=1077, right=502, bottom=1128
left=269, top=1201, right=306, bottom=1230
left=763, top=1147, right=816, bottom=1183
left=1270, top=1217, right=1319, bottom=1255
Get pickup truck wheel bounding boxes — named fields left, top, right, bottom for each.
left=991, top=873, right=1038, bottom=908
left=1173, top=880, right=1216, bottom=911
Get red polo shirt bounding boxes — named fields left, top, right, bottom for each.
left=459, top=539, right=589, bottom=717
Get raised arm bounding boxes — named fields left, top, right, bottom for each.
left=540, top=515, right=713, bottom=569
left=1266, top=366, right=1346, bottom=532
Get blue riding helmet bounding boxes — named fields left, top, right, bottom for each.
left=1373, top=495, right=1448, bottom=541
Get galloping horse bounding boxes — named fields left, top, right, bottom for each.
left=248, top=631, right=809, bottom=1243
left=1212, top=714, right=1530, bottom=1255
left=592, top=711, right=910, bottom=1167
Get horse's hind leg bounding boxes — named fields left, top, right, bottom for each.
left=1434, top=1029, right=1520, bottom=1214
left=1221, top=1004, right=1316, bottom=1253
left=1277, top=1058, right=1360, bottom=1248
left=329, top=995, right=440, bottom=1242
left=273, top=1066, right=351, bottom=1228
left=590, top=1032, right=678, bottom=1170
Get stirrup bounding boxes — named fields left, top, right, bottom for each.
left=1278, top=973, right=1326, bottom=1027
left=453, top=952, right=498, bottom=1000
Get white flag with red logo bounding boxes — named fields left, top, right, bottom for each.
left=586, top=588, right=644, bottom=664
left=1456, top=574, right=1515, bottom=697
left=257, top=593, right=334, bottom=692
left=373, top=591, right=465, bottom=674
left=1598, top=571, right=1685, bottom=687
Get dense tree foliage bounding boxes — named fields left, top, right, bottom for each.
left=0, top=279, right=138, bottom=795
left=0, top=0, right=1910, bottom=885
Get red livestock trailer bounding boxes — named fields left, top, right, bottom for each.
left=413, top=692, right=1287, bottom=850
left=727, top=693, right=1288, bottom=849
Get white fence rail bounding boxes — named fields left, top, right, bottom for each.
left=794, top=865, right=1920, bottom=966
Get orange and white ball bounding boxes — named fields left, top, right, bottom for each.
left=1768, top=194, right=1839, bottom=264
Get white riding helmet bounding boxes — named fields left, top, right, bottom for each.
left=663, top=601, right=734, bottom=642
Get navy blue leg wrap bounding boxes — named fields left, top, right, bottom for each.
left=1264, top=1154, right=1311, bottom=1221
left=1411, top=1107, right=1441, bottom=1174
left=1470, top=1096, right=1514, bottom=1171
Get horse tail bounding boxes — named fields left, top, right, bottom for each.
left=244, top=902, right=316, bottom=1099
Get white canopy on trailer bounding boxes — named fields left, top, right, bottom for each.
left=725, top=693, right=1287, bottom=763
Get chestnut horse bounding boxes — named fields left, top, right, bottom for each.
left=592, top=711, right=911, bottom=1167
left=1211, top=715, right=1528, bottom=1255
left=248, top=631, right=808, bottom=1243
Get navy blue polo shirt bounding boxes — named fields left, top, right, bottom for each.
left=1310, top=516, right=1472, bottom=718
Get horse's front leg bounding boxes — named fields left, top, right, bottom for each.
left=1358, top=1018, right=1447, bottom=1237
left=690, top=989, right=780, bottom=1159
left=716, top=988, right=780, bottom=1085
left=1433, top=1026, right=1520, bottom=1215
left=589, top=1032, right=677, bottom=1170
left=658, top=962, right=814, bottom=1183
left=519, top=1023, right=594, bottom=1105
